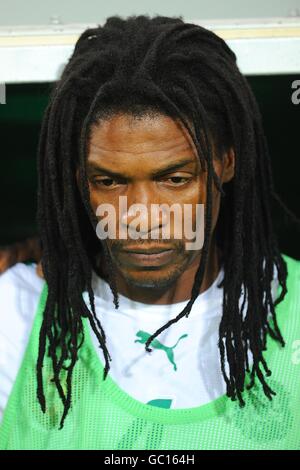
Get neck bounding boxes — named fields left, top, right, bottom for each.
left=96, top=240, right=221, bottom=305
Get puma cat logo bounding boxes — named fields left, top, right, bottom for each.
left=134, top=330, right=188, bottom=371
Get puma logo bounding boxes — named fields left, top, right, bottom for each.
left=134, top=330, right=188, bottom=371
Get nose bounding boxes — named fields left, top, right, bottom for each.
left=119, top=183, right=163, bottom=238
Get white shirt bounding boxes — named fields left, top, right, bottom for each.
left=0, top=261, right=278, bottom=421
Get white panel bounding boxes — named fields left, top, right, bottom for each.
left=0, top=18, right=300, bottom=82
left=1, top=0, right=300, bottom=26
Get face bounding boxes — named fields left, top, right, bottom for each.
left=82, top=113, right=234, bottom=290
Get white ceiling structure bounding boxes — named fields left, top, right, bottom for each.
left=0, top=7, right=300, bottom=82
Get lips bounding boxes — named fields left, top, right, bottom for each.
left=119, top=248, right=175, bottom=266
left=122, top=247, right=174, bottom=255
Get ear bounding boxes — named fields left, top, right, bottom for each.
left=221, top=147, right=235, bottom=183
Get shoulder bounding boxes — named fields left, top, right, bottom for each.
left=0, top=263, right=44, bottom=421
left=272, top=253, right=300, bottom=307
left=282, top=253, right=300, bottom=267
left=281, top=253, right=300, bottom=289
left=273, top=254, right=300, bottom=345
left=0, top=262, right=44, bottom=337
left=0, top=260, right=44, bottom=294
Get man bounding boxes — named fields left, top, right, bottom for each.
left=0, top=15, right=299, bottom=450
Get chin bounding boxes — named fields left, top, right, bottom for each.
left=124, top=277, right=176, bottom=290
left=120, top=266, right=184, bottom=290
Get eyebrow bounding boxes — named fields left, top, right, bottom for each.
left=86, top=158, right=196, bottom=179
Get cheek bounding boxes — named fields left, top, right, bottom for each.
left=89, top=187, right=101, bottom=213
left=173, top=175, right=206, bottom=206
left=88, top=185, right=118, bottom=213
left=203, top=179, right=222, bottom=234
left=189, top=174, right=221, bottom=234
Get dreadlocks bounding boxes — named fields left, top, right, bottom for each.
left=36, top=14, right=291, bottom=428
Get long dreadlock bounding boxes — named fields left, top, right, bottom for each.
left=36, top=14, right=293, bottom=428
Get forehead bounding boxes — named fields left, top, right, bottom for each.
left=87, top=113, right=198, bottom=168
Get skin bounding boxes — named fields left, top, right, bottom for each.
left=80, top=113, right=235, bottom=305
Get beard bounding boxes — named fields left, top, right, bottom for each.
left=119, top=265, right=188, bottom=289
left=109, top=241, right=193, bottom=291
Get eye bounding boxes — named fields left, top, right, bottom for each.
left=163, top=176, right=191, bottom=186
left=93, top=177, right=125, bottom=188
left=98, top=178, right=115, bottom=187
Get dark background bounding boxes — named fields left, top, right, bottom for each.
left=0, top=76, right=299, bottom=259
